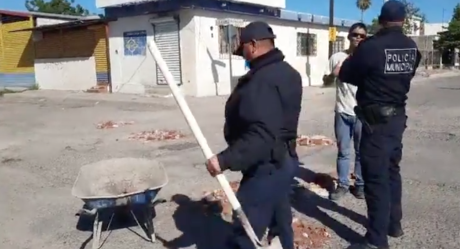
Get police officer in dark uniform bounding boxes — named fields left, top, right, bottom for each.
left=205, top=21, right=302, bottom=249
left=336, top=1, right=421, bottom=249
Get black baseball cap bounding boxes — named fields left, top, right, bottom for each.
left=233, top=21, right=276, bottom=56
left=379, top=0, right=406, bottom=22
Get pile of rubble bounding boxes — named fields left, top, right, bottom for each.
left=201, top=181, right=331, bottom=248
left=292, top=217, right=331, bottom=249
left=295, top=172, right=358, bottom=198
left=128, top=129, right=185, bottom=142
left=96, top=121, right=134, bottom=129
left=297, top=135, right=335, bottom=147
left=201, top=181, right=239, bottom=220
left=86, top=82, right=109, bottom=93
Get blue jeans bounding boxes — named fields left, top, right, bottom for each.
left=334, top=111, right=364, bottom=187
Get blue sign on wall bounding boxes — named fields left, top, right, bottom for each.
left=123, top=30, right=147, bottom=56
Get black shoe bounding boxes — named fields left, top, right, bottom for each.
left=388, top=224, right=404, bottom=238
left=330, top=186, right=348, bottom=201
left=346, top=242, right=389, bottom=249
left=351, top=185, right=365, bottom=199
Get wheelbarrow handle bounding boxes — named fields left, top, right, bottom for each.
left=148, top=40, right=262, bottom=248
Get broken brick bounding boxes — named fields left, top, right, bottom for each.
left=129, top=129, right=185, bottom=142
left=297, top=135, right=335, bottom=147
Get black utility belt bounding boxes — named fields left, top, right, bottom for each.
left=270, top=139, right=297, bottom=167
left=354, top=105, right=405, bottom=125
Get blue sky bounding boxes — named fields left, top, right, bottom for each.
left=0, top=0, right=457, bottom=23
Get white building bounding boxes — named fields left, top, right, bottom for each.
left=424, top=23, right=448, bottom=36
left=98, top=0, right=359, bottom=97
left=406, top=15, right=423, bottom=36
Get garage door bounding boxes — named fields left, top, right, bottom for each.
left=153, top=21, right=182, bottom=85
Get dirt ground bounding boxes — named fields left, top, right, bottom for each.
left=1, top=73, right=460, bottom=249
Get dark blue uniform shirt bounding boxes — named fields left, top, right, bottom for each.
left=217, top=48, right=302, bottom=173
left=339, top=26, right=422, bottom=107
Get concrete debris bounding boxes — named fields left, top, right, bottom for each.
left=201, top=181, right=239, bottom=220
left=96, top=121, right=134, bottom=129
left=86, top=84, right=109, bottom=93
left=292, top=217, right=331, bottom=249
left=129, top=129, right=185, bottom=142
left=201, top=182, right=331, bottom=248
left=296, top=172, right=357, bottom=198
left=297, top=135, right=335, bottom=147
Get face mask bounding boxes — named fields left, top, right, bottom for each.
left=242, top=48, right=250, bottom=61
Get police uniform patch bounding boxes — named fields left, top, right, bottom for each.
left=384, top=48, right=417, bottom=74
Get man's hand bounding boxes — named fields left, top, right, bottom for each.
left=205, top=155, right=222, bottom=177
left=332, top=60, right=343, bottom=76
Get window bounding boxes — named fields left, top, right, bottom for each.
left=332, top=36, right=345, bottom=54
left=297, top=32, right=317, bottom=56
left=218, top=25, right=242, bottom=55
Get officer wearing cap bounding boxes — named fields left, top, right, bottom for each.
left=205, top=21, right=302, bottom=249
left=336, top=1, right=421, bottom=249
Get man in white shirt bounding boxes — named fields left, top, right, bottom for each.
left=324, top=23, right=368, bottom=201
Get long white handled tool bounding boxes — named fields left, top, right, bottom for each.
left=147, top=40, right=264, bottom=248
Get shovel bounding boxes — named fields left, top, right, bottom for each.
left=148, top=40, right=281, bottom=249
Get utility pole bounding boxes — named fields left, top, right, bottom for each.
left=328, top=0, right=334, bottom=58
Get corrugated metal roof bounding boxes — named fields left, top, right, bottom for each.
left=9, top=18, right=114, bottom=32
left=279, top=10, right=358, bottom=27
left=0, top=9, right=99, bottom=20
left=102, top=0, right=362, bottom=28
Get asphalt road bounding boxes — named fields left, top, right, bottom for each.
left=0, top=74, right=459, bottom=249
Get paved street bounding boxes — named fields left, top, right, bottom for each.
left=0, top=74, right=459, bottom=249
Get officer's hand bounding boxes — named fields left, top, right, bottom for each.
left=205, top=155, right=222, bottom=177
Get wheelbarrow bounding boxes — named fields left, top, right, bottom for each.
left=71, top=157, right=168, bottom=249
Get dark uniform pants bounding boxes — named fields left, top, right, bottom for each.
left=228, top=155, right=296, bottom=249
left=360, top=114, right=407, bottom=247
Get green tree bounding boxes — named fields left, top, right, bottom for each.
left=399, top=0, right=425, bottom=35
left=367, top=17, right=380, bottom=34
left=356, top=0, right=372, bottom=22
left=25, top=0, right=90, bottom=16
left=436, top=4, right=460, bottom=50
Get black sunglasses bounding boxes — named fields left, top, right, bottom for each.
left=351, top=33, right=367, bottom=39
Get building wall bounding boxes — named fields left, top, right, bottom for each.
left=424, top=23, right=447, bottom=36
left=191, top=9, right=349, bottom=96
left=107, top=9, right=349, bottom=97
left=0, top=17, right=36, bottom=87
left=35, top=57, right=98, bottom=90
left=33, top=25, right=108, bottom=90
left=107, top=11, right=196, bottom=94
left=406, top=16, right=423, bottom=36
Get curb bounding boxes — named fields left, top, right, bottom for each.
left=413, top=71, right=460, bottom=82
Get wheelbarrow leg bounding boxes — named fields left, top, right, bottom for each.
left=144, top=204, right=155, bottom=243
left=92, top=212, right=103, bottom=249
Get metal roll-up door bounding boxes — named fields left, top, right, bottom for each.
left=153, top=21, right=181, bottom=85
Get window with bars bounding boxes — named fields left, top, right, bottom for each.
left=218, top=25, right=242, bottom=55
left=296, top=32, right=317, bottom=56
left=332, top=36, right=346, bottom=54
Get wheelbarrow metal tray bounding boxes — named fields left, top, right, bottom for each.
left=71, top=158, right=168, bottom=210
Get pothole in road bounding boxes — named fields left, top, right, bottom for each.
left=407, top=130, right=458, bottom=142
left=158, top=142, right=198, bottom=151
